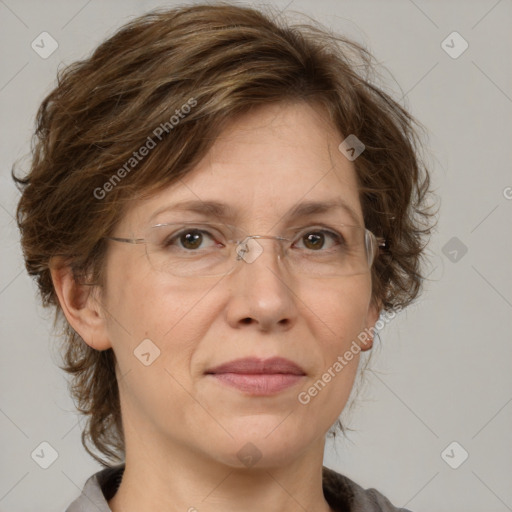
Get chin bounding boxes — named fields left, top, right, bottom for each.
left=203, top=418, right=318, bottom=469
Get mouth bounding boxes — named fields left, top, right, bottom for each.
left=204, top=357, right=306, bottom=396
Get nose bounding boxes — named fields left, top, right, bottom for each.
left=224, top=237, right=298, bottom=332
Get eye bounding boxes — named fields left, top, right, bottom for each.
left=164, top=227, right=224, bottom=251
left=293, top=228, right=344, bottom=251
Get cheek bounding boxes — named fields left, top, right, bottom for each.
left=294, top=276, right=372, bottom=419
left=102, top=257, right=219, bottom=373
left=301, top=274, right=373, bottom=346
left=100, top=267, right=205, bottom=422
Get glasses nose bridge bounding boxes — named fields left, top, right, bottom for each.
left=234, top=234, right=289, bottom=264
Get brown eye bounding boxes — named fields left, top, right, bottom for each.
left=295, top=229, right=342, bottom=251
left=163, top=226, right=225, bottom=252
left=180, top=230, right=204, bottom=250
left=302, top=232, right=325, bottom=250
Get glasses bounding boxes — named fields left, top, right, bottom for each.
left=105, top=221, right=386, bottom=278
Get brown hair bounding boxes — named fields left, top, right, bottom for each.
left=14, top=2, right=436, bottom=466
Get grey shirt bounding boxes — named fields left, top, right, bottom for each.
left=65, top=464, right=412, bottom=512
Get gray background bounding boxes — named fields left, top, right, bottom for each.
left=1, top=0, right=511, bottom=511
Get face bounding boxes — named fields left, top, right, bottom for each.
left=92, top=101, right=379, bottom=468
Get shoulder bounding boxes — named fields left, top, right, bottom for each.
left=65, top=464, right=124, bottom=511
left=322, top=466, right=413, bottom=512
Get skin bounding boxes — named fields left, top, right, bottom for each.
left=52, top=101, right=380, bottom=512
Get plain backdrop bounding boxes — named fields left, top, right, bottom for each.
left=1, top=1, right=511, bottom=511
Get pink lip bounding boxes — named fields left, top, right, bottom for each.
left=205, top=357, right=306, bottom=396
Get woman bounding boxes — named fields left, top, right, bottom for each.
left=14, top=3, right=434, bottom=511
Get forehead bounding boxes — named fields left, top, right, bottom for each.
left=124, top=101, right=363, bottom=230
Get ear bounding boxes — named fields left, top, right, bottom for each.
left=50, top=261, right=112, bottom=351
left=358, top=299, right=382, bottom=352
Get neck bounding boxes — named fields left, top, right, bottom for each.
left=108, top=430, right=334, bottom=512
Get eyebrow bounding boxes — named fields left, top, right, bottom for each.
left=150, top=198, right=362, bottom=226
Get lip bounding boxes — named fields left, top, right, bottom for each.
left=205, top=357, right=306, bottom=375
left=205, top=357, right=306, bottom=396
